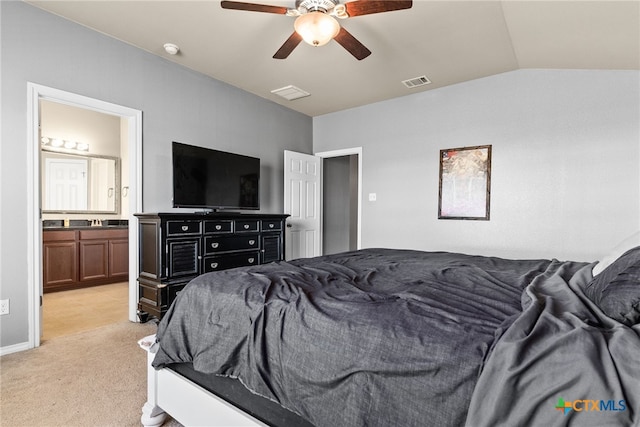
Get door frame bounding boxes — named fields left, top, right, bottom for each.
left=315, top=147, right=362, bottom=250
left=27, top=83, right=143, bottom=349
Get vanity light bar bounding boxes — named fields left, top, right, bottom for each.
left=41, top=136, right=89, bottom=152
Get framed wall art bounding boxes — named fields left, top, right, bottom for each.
left=438, top=145, right=492, bottom=220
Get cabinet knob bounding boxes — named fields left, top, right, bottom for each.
left=211, top=242, right=219, bottom=248
left=244, top=224, right=250, bottom=229
left=181, top=225, right=189, bottom=231
left=248, top=258, right=255, bottom=263
left=248, top=240, right=256, bottom=246
left=268, top=223, right=274, bottom=228
left=215, top=225, right=222, bottom=230
left=210, top=262, right=218, bottom=269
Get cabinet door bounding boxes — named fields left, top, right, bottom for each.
left=168, top=238, right=200, bottom=278
left=43, top=241, right=78, bottom=290
left=79, top=239, right=109, bottom=282
left=262, top=234, right=283, bottom=264
left=109, top=238, right=129, bottom=279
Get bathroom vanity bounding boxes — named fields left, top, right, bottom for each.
left=42, top=222, right=128, bottom=292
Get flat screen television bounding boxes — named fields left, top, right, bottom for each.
left=172, top=141, right=260, bottom=211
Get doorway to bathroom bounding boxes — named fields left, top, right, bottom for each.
left=27, top=83, right=142, bottom=349
left=39, top=98, right=132, bottom=342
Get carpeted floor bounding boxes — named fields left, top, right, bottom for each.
left=0, top=320, right=162, bottom=427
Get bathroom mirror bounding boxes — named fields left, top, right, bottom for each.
left=41, top=148, right=120, bottom=214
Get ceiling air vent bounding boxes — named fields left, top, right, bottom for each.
left=402, top=75, right=431, bottom=89
left=271, top=85, right=310, bottom=101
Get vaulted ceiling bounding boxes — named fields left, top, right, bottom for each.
left=27, top=1, right=640, bottom=117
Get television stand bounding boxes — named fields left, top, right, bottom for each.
left=135, top=212, right=289, bottom=321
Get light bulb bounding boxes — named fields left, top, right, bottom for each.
left=294, top=12, right=340, bottom=47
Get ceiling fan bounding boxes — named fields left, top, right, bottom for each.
left=220, top=0, right=413, bottom=60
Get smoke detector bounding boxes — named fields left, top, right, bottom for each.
left=163, top=43, right=180, bottom=55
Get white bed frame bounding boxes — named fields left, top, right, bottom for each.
left=139, top=335, right=266, bottom=427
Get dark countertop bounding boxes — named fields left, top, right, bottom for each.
left=42, top=219, right=128, bottom=230
left=43, top=225, right=129, bottom=231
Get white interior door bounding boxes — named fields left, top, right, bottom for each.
left=46, top=158, right=88, bottom=210
left=284, top=150, right=321, bottom=260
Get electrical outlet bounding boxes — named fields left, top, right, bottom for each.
left=0, top=299, right=9, bottom=315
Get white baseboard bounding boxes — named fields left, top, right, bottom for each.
left=0, top=341, right=31, bottom=356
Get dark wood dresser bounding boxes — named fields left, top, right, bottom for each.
left=135, top=212, right=289, bottom=322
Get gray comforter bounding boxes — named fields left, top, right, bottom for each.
left=152, top=248, right=640, bottom=427
left=466, top=258, right=640, bottom=427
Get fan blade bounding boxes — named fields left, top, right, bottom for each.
left=344, top=0, right=412, bottom=17
left=333, top=27, right=371, bottom=60
left=273, top=32, right=303, bottom=59
left=221, top=1, right=289, bottom=14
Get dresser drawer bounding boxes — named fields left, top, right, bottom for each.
left=261, top=219, right=283, bottom=232
left=204, top=220, right=233, bottom=234
left=79, top=228, right=128, bottom=240
left=167, top=283, right=187, bottom=308
left=43, top=230, right=76, bottom=242
left=235, top=220, right=259, bottom=232
left=203, top=234, right=259, bottom=254
left=202, top=252, right=260, bottom=273
left=167, top=220, right=201, bottom=236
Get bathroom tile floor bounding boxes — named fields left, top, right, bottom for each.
left=42, top=282, right=129, bottom=341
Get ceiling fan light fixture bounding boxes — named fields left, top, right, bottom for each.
left=294, top=12, right=340, bottom=47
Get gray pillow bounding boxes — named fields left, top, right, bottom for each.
left=583, top=246, right=640, bottom=325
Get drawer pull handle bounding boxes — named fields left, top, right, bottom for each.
left=181, top=225, right=189, bottom=231
left=268, top=223, right=274, bottom=228
left=243, top=224, right=250, bottom=229
left=210, top=262, right=218, bottom=269
left=211, top=242, right=219, bottom=248
left=249, top=240, right=256, bottom=245
left=248, top=258, right=255, bottom=263
left=215, top=225, right=222, bottom=230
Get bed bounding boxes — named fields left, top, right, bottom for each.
left=139, top=242, right=640, bottom=427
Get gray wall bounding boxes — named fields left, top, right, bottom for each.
left=0, top=2, right=312, bottom=348
left=314, top=69, right=640, bottom=262
left=323, top=155, right=358, bottom=255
